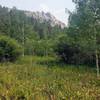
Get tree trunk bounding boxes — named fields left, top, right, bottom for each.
left=95, top=50, right=99, bottom=77
left=22, top=21, right=25, bottom=57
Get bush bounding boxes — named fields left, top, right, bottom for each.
left=55, top=39, right=79, bottom=64
left=55, top=36, right=95, bottom=65
left=0, top=35, right=22, bottom=62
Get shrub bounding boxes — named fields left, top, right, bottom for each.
left=55, top=36, right=95, bottom=65
left=55, top=39, right=79, bottom=64
left=0, top=35, right=22, bottom=62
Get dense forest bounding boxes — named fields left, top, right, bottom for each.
left=0, top=0, right=100, bottom=99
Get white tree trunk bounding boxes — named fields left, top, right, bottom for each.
left=95, top=50, right=99, bottom=77
left=22, top=21, right=25, bottom=57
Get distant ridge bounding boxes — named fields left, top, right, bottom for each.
left=25, top=11, right=66, bottom=28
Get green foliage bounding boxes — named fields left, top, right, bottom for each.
left=55, top=0, right=100, bottom=66
left=32, top=39, right=55, bottom=56
left=0, top=35, right=22, bottom=62
left=55, top=35, right=79, bottom=64
left=70, top=0, right=100, bottom=52
left=55, top=33, right=96, bottom=65
left=0, top=1, right=100, bottom=99
left=0, top=5, right=64, bottom=56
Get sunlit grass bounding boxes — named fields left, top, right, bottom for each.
left=0, top=56, right=100, bottom=99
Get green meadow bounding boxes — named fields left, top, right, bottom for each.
left=0, top=56, right=100, bottom=100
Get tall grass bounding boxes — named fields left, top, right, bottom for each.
left=0, top=56, right=100, bottom=99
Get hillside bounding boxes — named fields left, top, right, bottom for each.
left=25, top=11, right=66, bottom=28
left=0, top=6, right=66, bottom=39
left=0, top=5, right=66, bottom=56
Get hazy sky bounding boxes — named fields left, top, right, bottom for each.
left=0, top=0, right=75, bottom=24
